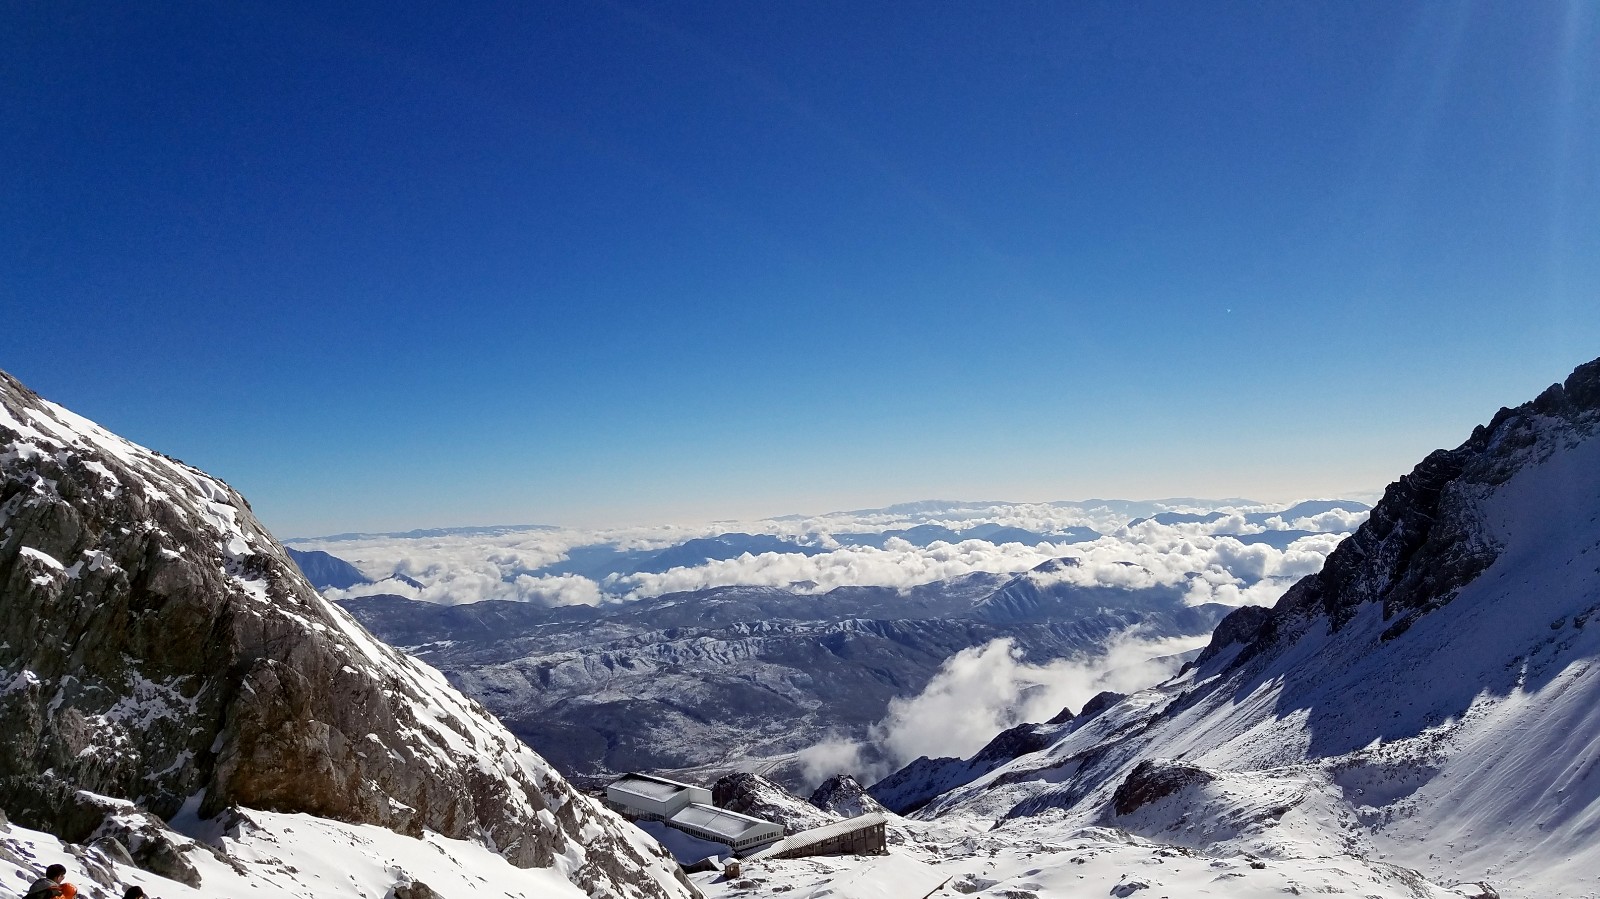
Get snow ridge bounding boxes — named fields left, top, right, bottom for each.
left=898, top=357, right=1600, bottom=899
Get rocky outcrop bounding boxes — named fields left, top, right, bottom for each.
left=807, top=775, right=886, bottom=819
left=712, top=773, right=835, bottom=832
left=1188, top=606, right=1271, bottom=670
left=867, top=756, right=967, bottom=814
left=1110, top=760, right=1216, bottom=816
left=0, top=370, right=693, bottom=899
left=866, top=721, right=1063, bottom=816
left=968, top=723, right=1055, bottom=771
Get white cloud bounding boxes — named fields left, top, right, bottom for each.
left=1290, top=508, right=1370, bottom=532
left=293, top=500, right=1360, bottom=608
left=607, top=539, right=1058, bottom=598
left=798, top=632, right=1208, bottom=787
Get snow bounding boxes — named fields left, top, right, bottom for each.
left=19, top=545, right=64, bottom=570
left=0, top=808, right=590, bottom=899
left=794, top=853, right=945, bottom=899
left=693, top=817, right=1462, bottom=899
left=635, top=820, right=732, bottom=865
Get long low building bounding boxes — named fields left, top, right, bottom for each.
left=668, top=803, right=785, bottom=853
left=746, top=813, right=888, bottom=860
left=606, top=773, right=785, bottom=855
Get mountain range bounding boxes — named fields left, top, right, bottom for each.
left=5, top=355, right=1599, bottom=899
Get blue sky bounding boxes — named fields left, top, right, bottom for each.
left=4, top=1, right=1597, bottom=537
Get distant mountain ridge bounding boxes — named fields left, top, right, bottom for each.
left=284, top=546, right=371, bottom=589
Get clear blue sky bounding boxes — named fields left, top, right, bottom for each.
left=4, top=1, right=1597, bottom=537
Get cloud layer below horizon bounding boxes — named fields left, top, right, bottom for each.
left=294, top=498, right=1367, bottom=611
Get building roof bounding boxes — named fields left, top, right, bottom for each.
left=611, top=773, right=700, bottom=803
left=746, top=813, right=887, bottom=860
left=670, top=803, right=781, bottom=841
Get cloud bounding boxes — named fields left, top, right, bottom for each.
left=1290, top=508, right=1370, bottom=532
left=511, top=573, right=605, bottom=607
left=797, top=631, right=1208, bottom=787
left=607, top=539, right=1059, bottom=598
left=294, top=499, right=1362, bottom=607
left=297, top=523, right=713, bottom=606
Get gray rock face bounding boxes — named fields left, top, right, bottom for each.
left=712, top=773, right=836, bottom=832
left=807, top=775, right=886, bottom=819
left=867, top=718, right=1070, bottom=815
left=0, top=370, right=693, bottom=899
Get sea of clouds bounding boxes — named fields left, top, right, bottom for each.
left=291, top=498, right=1367, bottom=611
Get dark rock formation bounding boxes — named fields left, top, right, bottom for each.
left=712, top=773, right=835, bottom=832
left=1189, top=606, right=1271, bottom=670
left=392, top=879, right=444, bottom=899
left=0, top=370, right=693, bottom=899
left=807, top=774, right=886, bottom=819
left=1074, top=691, right=1128, bottom=724
left=867, top=756, right=967, bottom=814
left=1110, top=760, right=1216, bottom=817
left=968, top=723, right=1054, bottom=771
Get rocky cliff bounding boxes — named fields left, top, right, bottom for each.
left=0, top=370, right=693, bottom=899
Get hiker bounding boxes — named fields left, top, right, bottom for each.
left=123, top=887, right=147, bottom=899
left=23, top=865, right=66, bottom=899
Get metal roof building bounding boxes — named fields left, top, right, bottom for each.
left=606, top=773, right=785, bottom=854
left=746, top=813, right=887, bottom=860
left=606, top=773, right=713, bottom=820
left=667, top=803, right=785, bottom=853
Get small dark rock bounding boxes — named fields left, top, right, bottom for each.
left=1075, top=691, right=1128, bottom=724
left=393, top=879, right=445, bottom=899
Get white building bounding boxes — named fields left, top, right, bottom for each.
left=667, top=803, right=785, bottom=853
left=606, top=773, right=713, bottom=820
left=606, top=773, right=785, bottom=855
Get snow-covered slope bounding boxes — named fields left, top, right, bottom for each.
left=900, top=357, right=1600, bottom=899
left=1, top=806, right=596, bottom=899
left=0, top=370, right=692, bottom=899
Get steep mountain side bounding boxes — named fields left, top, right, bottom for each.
left=919, top=357, right=1600, bottom=898
left=0, top=371, right=692, bottom=899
